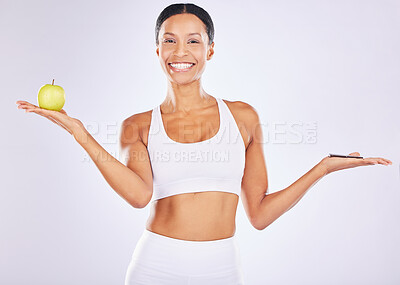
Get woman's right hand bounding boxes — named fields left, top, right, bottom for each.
left=16, top=100, right=87, bottom=141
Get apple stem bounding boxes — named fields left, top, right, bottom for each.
left=52, top=79, right=54, bottom=85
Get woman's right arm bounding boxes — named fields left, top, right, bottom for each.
left=16, top=100, right=153, bottom=208
left=74, top=117, right=153, bottom=208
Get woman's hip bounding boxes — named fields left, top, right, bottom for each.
left=125, top=228, right=244, bottom=284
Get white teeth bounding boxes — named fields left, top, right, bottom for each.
left=170, top=63, right=194, bottom=69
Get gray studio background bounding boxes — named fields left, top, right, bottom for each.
left=1, top=0, right=399, bottom=284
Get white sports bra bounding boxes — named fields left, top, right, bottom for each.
left=146, top=97, right=246, bottom=203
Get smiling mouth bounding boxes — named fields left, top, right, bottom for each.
left=168, top=62, right=196, bottom=72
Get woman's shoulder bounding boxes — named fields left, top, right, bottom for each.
left=221, top=99, right=260, bottom=149
left=222, top=99, right=260, bottom=124
left=121, top=108, right=154, bottom=145
left=123, top=109, right=153, bottom=125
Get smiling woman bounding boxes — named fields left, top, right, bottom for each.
left=123, top=3, right=247, bottom=283
left=122, top=3, right=250, bottom=285
left=15, top=1, right=393, bottom=285
left=154, top=9, right=215, bottom=88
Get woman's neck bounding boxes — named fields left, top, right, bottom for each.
left=162, top=80, right=212, bottom=113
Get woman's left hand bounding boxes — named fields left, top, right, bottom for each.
left=319, top=152, right=392, bottom=175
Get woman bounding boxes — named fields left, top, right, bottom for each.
left=16, top=3, right=392, bottom=285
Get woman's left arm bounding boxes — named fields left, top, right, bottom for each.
left=239, top=103, right=392, bottom=231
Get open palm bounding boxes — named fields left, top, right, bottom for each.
left=321, top=152, right=392, bottom=175
left=16, top=100, right=85, bottom=138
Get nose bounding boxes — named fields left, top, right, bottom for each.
left=173, top=41, right=188, bottom=57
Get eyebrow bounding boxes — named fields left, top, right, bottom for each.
left=163, top=32, right=202, bottom=37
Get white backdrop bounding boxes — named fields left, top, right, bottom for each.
left=1, top=0, right=399, bottom=284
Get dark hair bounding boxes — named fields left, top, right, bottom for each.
left=155, top=3, right=214, bottom=46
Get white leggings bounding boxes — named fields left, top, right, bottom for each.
left=124, top=229, right=245, bottom=285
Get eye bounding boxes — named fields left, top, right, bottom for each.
left=163, top=39, right=199, bottom=44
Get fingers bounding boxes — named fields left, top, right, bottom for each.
left=363, top=157, right=392, bottom=166
left=376, top=158, right=392, bottom=165
left=22, top=104, right=58, bottom=118
left=17, top=102, right=74, bottom=135
left=17, top=102, right=38, bottom=112
left=382, top=158, right=392, bottom=164
left=347, top=152, right=393, bottom=166
left=17, top=102, right=62, bottom=121
left=16, top=101, right=39, bottom=108
left=360, top=158, right=377, bottom=165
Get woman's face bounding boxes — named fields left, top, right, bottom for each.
left=156, top=13, right=214, bottom=85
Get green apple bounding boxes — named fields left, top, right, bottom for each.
left=37, top=79, right=65, bottom=111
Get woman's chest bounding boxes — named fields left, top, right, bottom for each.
left=141, top=100, right=250, bottom=149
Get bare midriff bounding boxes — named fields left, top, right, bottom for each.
left=146, top=191, right=239, bottom=241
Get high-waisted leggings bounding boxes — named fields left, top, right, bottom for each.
left=124, top=229, right=245, bottom=285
